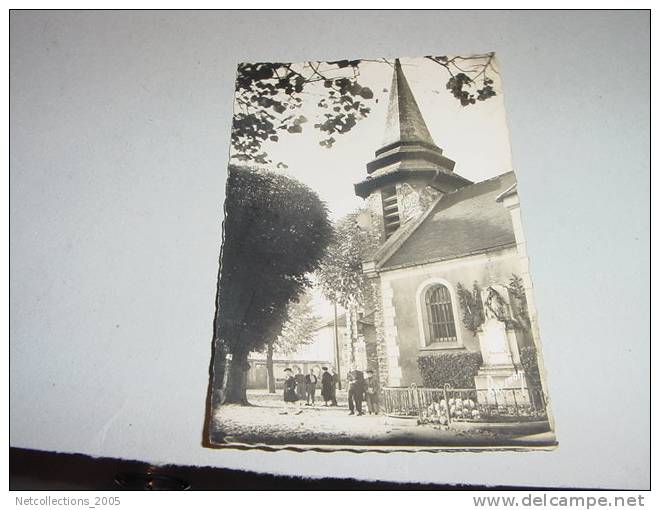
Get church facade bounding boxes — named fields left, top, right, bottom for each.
left=350, top=60, right=543, bottom=397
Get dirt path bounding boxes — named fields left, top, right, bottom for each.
left=210, top=390, right=555, bottom=449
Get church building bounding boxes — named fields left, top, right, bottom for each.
left=352, top=60, right=543, bottom=398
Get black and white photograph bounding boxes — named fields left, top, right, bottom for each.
left=10, top=8, right=650, bottom=493
left=208, top=54, right=557, bottom=449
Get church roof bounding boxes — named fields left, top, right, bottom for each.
left=382, top=59, right=436, bottom=147
left=376, top=171, right=518, bottom=271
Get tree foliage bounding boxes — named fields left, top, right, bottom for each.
left=316, top=210, right=380, bottom=309
left=213, top=165, right=333, bottom=394
left=232, top=60, right=374, bottom=165
left=231, top=54, right=498, bottom=164
left=426, top=53, right=497, bottom=106
left=272, top=292, right=320, bottom=355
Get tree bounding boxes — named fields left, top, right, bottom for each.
left=232, top=60, right=373, bottom=165
left=231, top=55, right=498, bottom=165
left=316, top=210, right=380, bottom=309
left=211, top=166, right=333, bottom=405
left=265, top=293, right=320, bottom=393
left=316, top=209, right=381, bottom=356
left=426, top=54, right=497, bottom=105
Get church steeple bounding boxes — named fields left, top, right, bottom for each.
left=381, top=59, right=436, bottom=148
left=354, top=58, right=472, bottom=240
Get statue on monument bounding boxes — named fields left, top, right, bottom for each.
left=483, top=286, right=509, bottom=323
left=482, top=285, right=525, bottom=330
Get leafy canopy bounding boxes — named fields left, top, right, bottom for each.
left=232, top=60, right=374, bottom=166
left=231, top=55, right=498, bottom=165
left=316, top=210, right=380, bottom=309
left=215, top=166, right=333, bottom=357
left=272, top=292, right=320, bottom=356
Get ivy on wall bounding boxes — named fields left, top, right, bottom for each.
left=456, top=281, right=485, bottom=336
left=507, top=274, right=531, bottom=330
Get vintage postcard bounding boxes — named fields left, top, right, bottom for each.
left=206, top=54, right=557, bottom=450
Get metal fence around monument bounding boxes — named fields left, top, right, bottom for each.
left=381, top=384, right=548, bottom=423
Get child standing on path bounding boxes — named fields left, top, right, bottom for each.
left=365, top=369, right=380, bottom=415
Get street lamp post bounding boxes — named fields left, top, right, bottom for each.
left=333, top=302, right=342, bottom=390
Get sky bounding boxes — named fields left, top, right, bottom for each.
left=229, top=55, right=514, bottom=321
left=235, top=56, right=513, bottom=221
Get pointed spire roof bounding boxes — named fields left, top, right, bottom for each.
left=354, top=58, right=472, bottom=199
left=382, top=59, right=435, bottom=147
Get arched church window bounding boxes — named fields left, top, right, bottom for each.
left=425, top=284, right=457, bottom=344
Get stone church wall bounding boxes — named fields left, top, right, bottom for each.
left=365, top=181, right=443, bottom=243
left=366, top=191, right=387, bottom=243
left=397, top=181, right=442, bottom=225
left=378, top=246, right=524, bottom=387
